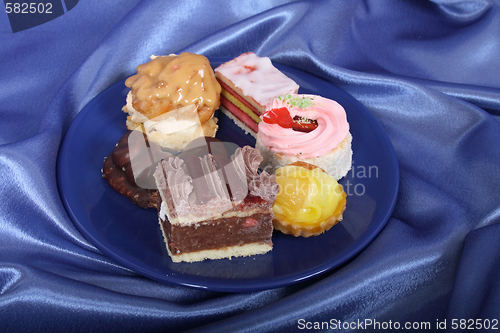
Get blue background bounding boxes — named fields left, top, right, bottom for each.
left=1, top=0, right=499, bottom=332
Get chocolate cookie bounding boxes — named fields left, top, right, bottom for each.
left=102, top=130, right=171, bottom=209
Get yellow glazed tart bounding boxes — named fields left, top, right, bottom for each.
left=272, top=162, right=347, bottom=237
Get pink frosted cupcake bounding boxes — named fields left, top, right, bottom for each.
left=255, top=94, right=352, bottom=180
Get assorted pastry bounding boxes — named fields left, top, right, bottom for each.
left=256, top=93, right=352, bottom=180
left=154, top=138, right=278, bottom=262
left=123, top=52, right=221, bottom=151
left=215, top=52, right=299, bottom=137
left=102, top=130, right=166, bottom=209
left=102, top=51, right=353, bottom=262
left=273, top=162, right=347, bottom=237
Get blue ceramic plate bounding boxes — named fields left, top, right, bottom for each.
left=57, top=58, right=399, bottom=292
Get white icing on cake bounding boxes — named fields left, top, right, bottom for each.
left=215, top=52, right=299, bottom=108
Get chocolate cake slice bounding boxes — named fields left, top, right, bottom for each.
left=153, top=141, right=279, bottom=263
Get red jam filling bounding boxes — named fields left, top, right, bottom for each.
left=291, top=116, right=318, bottom=133
left=262, top=107, right=293, bottom=128
left=262, top=108, right=318, bottom=133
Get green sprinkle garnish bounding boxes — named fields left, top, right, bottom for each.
left=278, top=93, right=315, bottom=109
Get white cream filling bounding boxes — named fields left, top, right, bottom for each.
left=159, top=201, right=167, bottom=221
left=126, top=91, right=205, bottom=149
left=143, top=104, right=201, bottom=135
left=126, top=91, right=149, bottom=123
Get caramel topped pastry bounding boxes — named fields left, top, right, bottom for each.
left=123, top=53, right=221, bottom=150
left=125, top=53, right=221, bottom=123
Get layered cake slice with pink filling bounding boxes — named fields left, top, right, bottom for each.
left=215, top=52, right=299, bottom=137
left=153, top=138, right=279, bottom=263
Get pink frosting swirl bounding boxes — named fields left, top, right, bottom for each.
left=257, top=94, right=349, bottom=158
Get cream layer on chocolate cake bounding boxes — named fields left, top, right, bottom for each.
left=153, top=142, right=278, bottom=263
left=215, top=52, right=299, bottom=137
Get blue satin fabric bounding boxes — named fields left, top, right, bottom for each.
left=1, top=0, right=500, bottom=332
